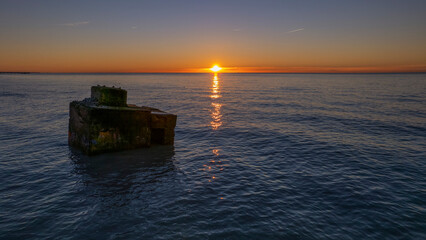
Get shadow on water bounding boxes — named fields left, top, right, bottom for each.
left=68, top=146, right=176, bottom=207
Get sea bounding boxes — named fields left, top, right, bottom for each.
left=0, top=73, right=425, bottom=239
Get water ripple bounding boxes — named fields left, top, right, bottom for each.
left=0, top=73, right=425, bottom=239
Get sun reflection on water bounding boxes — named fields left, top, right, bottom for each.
left=202, top=147, right=225, bottom=184
left=210, top=74, right=220, bottom=99
left=210, top=73, right=222, bottom=130
left=210, top=102, right=222, bottom=130
left=203, top=73, right=226, bottom=191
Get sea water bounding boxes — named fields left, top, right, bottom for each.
left=0, top=73, right=425, bottom=239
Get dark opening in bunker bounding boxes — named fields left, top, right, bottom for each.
left=151, top=128, right=165, bottom=144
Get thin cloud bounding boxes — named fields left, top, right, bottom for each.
left=57, top=21, right=89, bottom=27
left=286, top=28, right=304, bottom=33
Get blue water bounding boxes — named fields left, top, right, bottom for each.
left=0, top=73, right=425, bottom=239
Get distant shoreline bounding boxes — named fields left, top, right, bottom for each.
left=0, top=72, right=36, bottom=74
left=1, top=71, right=425, bottom=75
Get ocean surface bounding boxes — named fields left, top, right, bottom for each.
left=0, top=73, right=425, bottom=239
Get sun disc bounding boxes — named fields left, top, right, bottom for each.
left=210, top=65, right=222, bottom=72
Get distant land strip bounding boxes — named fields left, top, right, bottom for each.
left=1, top=71, right=425, bottom=74
left=0, top=72, right=38, bottom=74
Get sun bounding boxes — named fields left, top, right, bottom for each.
left=210, top=65, right=222, bottom=72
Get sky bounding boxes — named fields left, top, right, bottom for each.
left=1, top=0, right=426, bottom=73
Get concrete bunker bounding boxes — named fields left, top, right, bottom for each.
left=68, top=86, right=177, bottom=155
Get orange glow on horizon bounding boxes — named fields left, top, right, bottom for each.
left=175, top=64, right=426, bottom=74
left=2, top=64, right=425, bottom=74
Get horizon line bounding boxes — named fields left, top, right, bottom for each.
left=1, top=71, right=426, bottom=74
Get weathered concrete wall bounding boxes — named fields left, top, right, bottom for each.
left=68, top=86, right=177, bottom=155
left=91, top=86, right=127, bottom=107
left=69, top=102, right=152, bottom=155
left=151, top=112, right=177, bottom=145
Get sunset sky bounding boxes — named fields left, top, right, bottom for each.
left=1, top=0, right=426, bottom=73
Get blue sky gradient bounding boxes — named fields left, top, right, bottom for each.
left=1, top=0, right=425, bottom=72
